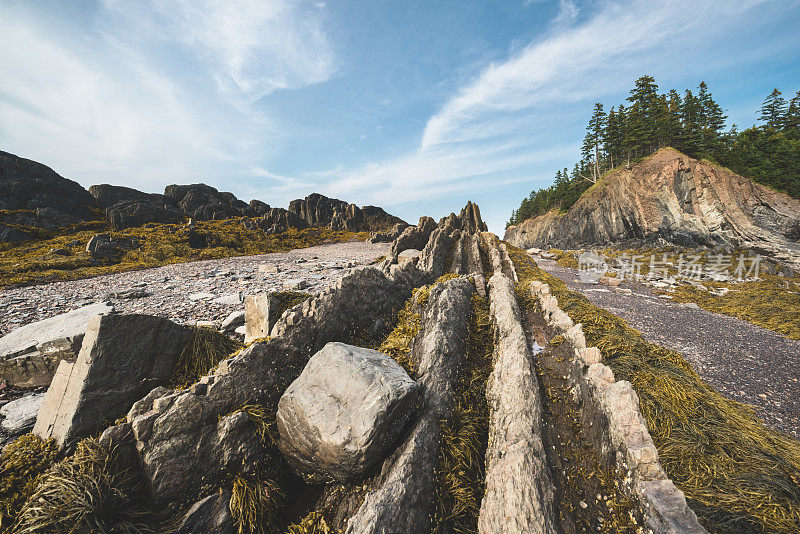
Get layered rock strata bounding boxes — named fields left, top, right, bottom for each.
left=530, top=280, right=707, bottom=534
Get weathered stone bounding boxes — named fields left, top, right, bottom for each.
left=176, top=491, right=235, bottom=534
left=0, top=302, right=113, bottom=361
left=277, top=342, right=418, bottom=482
left=0, top=392, right=45, bottom=435
left=391, top=216, right=437, bottom=258
left=346, top=277, right=473, bottom=533
left=129, top=265, right=419, bottom=506
left=213, top=293, right=242, bottom=306
left=33, top=314, right=193, bottom=448
left=283, top=278, right=308, bottom=290
left=244, top=293, right=280, bottom=343
left=0, top=150, right=98, bottom=242
left=221, top=311, right=245, bottom=333
left=397, top=249, right=421, bottom=264
left=478, top=273, right=558, bottom=534
left=85, top=234, right=138, bottom=258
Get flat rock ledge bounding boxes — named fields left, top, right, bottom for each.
left=478, top=272, right=558, bottom=534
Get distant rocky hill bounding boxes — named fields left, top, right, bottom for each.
left=0, top=151, right=97, bottom=242
left=505, top=148, right=800, bottom=256
left=0, top=150, right=405, bottom=241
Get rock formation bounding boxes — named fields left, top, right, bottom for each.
left=33, top=314, right=193, bottom=448
left=0, top=302, right=113, bottom=387
left=504, top=148, right=800, bottom=256
left=0, top=150, right=98, bottom=241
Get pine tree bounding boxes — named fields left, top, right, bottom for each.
left=626, top=75, right=660, bottom=156
left=784, top=90, right=800, bottom=133
left=698, top=81, right=726, bottom=155
left=581, top=103, right=607, bottom=181
left=664, top=89, right=683, bottom=149
left=681, top=89, right=702, bottom=156
left=759, top=88, right=787, bottom=128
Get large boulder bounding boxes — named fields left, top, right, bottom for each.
left=33, top=314, right=193, bottom=448
left=0, top=302, right=113, bottom=362
left=107, top=198, right=183, bottom=230
left=0, top=303, right=114, bottom=387
left=277, top=342, right=419, bottom=482
left=88, top=184, right=155, bottom=209
left=0, top=151, right=98, bottom=242
left=85, top=233, right=139, bottom=258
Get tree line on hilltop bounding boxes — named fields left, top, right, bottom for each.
left=507, top=76, right=800, bottom=227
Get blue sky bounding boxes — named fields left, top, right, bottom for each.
left=1, top=0, right=799, bottom=233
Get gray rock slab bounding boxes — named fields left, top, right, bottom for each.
left=33, top=313, right=193, bottom=448
left=277, top=342, right=419, bottom=482
left=0, top=302, right=113, bottom=360
left=0, top=392, right=46, bottom=435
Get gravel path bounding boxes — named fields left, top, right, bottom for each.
left=0, top=241, right=391, bottom=335
left=533, top=256, right=800, bottom=438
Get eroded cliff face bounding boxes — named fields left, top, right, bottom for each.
left=504, top=148, right=800, bottom=254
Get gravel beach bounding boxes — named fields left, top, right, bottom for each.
left=0, top=241, right=391, bottom=335
left=534, top=256, right=800, bottom=438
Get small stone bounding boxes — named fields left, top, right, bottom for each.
left=283, top=279, right=308, bottom=290
left=579, top=500, right=588, bottom=509
left=188, top=292, right=216, bottom=301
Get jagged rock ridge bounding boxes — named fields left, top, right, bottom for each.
left=0, top=150, right=407, bottom=240
left=504, top=148, right=800, bottom=256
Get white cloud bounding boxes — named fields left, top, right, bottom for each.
left=0, top=0, right=335, bottom=191
left=103, top=0, right=336, bottom=101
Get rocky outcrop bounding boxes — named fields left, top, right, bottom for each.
left=289, top=193, right=406, bottom=232
left=0, top=151, right=99, bottom=241
left=277, top=342, right=419, bottom=482
left=345, top=276, right=474, bottom=534
left=85, top=233, right=139, bottom=258
left=505, top=149, right=800, bottom=255
left=124, top=265, right=420, bottom=506
left=164, top=184, right=250, bottom=221
left=529, top=280, right=706, bottom=534
left=244, top=207, right=309, bottom=235
left=391, top=217, right=438, bottom=259
left=33, top=314, right=193, bottom=448
left=478, top=273, right=557, bottom=534
left=0, top=302, right=113, bottom=387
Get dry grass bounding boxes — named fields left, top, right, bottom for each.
left=229, top=475, right=283, bottom=534
left=0, top=219, right=367, bottom=288
left=506, top=243, right=800, bottom=534
left=170, top=326, right=242, bottom=388
left=12, top=438, right=155, bottom=534
left=0, top=435, right=58, bottom=530
left=285, top=512, right=339, bottom=534
left=431, top=292, right=492, bottom=534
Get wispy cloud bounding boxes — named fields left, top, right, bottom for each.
left=300, top=0, right=771, bottom=231
left=0, top=0, right=335, bottom=190
left=103, top=0, right=336, bottom=101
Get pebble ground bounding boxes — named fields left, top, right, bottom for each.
left=0, top=241, right=391, bottom=334
left=534, top=256, right=800, bottom=438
